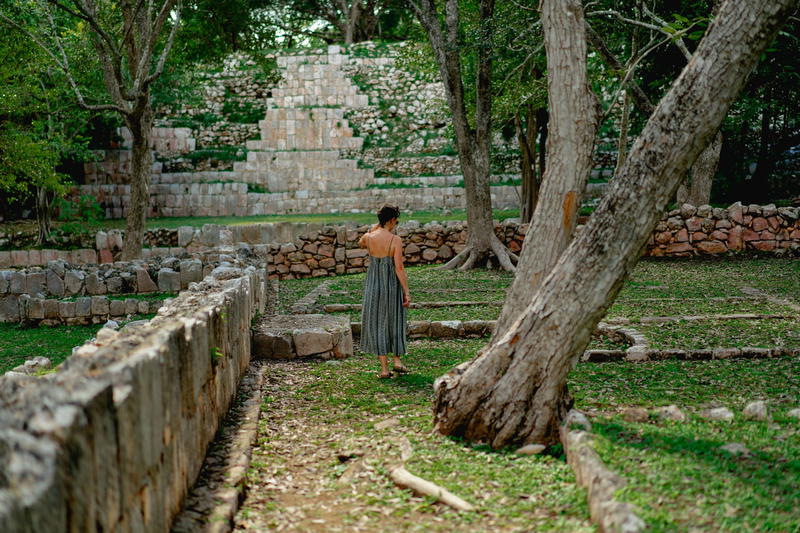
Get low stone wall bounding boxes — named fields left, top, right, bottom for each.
left=0, top=266, right=268, bottom=532
left=648, top=202, right=800, bottom=256
left=0, top=255, right=241, bottom=322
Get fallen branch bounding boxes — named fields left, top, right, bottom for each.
left=389, top=466, right=476, bottom=512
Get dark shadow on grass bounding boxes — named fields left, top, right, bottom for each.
left=594, top=420, right=800, bottom=510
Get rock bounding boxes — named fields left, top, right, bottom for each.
left=158, top=268, right=181, bottom=292
left=622, top=407, right=649, bottom=423
left=11, top=356, right=52, bottom=375
left=516, top=444, right=546, bottom=455
left=106, top=275, right=123, bottom=294
left=657, top=405, right=687, bottom=422
left=95, top=327, right=118, bottom=343
left=680, top=204, right=697, bottom=218
left=293, top=327, right=334, bottom=356
left=701, top=407, right=734, bottom=421
left=135, top=268, right=158, bottom=293
left=430, top=320, right=461, bottom=337
left=564, top=410, right=592, bottom=432
left=252, top=330, right=294, bottom=359
left=180, top=259, right=203, bottom=289
left=728, top=202, right=744, bottom=224
left=64, top=270, right=85, bottom=295
left=719, top=442, right=751, bottom=457
left=85, top=273, right=107, bottom=295
left=91, top=296, right=109, bottom=316
left=787, top=408, right=800, bottom=419
left=743, top=401, right=768, bottom=421
left=26, top=272, right=46, bottom=296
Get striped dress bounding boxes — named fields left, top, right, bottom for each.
left=360, top=245, right=407, bottom=356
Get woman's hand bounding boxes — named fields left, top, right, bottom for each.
left=403, top=292, right=411, bottom=308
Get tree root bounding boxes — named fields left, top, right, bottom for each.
left=437, top=236, right=517, bottom=272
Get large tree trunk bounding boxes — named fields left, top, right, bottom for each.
left=121, top=102, right=153, bottom=260
left=492, top=0, right=597, bottom=333
left=432, top=0, right=796, bottom=449
left=613, top=90, right=631, bottom=176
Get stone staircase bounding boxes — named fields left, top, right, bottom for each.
left=236, top=46, right=375, bottom=193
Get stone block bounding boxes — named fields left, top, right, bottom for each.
left=124, top=299, right=139, bottom=315
left=75, top=297, right=92, bottom=316
left=179, top=259, right=203, bottom=289
left=158, top=268, right=181, bottom=292
left=178, top=226, right=195, bottom=247
left=696, top=240, right=727, bottom=254
left=59, top=301, right=76, bottom=318
left=136, top=268, right=158, bottom=293
left=96, top=231, right=109, bottom=250
left=0, top=295, right=20, bottom=321
left=0, top=270, right=9, bottom=293
left=85, top=273, right=107, bottom=295
left=91, top=295, right=110, bottom=315
left=252, top=330, right=295, bottom=359
left=109, top=299, right=125, bottom=316
left=65, top=270, right=85, bottom=296
left=429, top=320, right=462, bottom=337
left=106, top=276, right=123, bottom=294
left=28, top=298, right=44, bottom=319
left=43, top=299, right=59, bottom=319
left=293, top=328, right=334, bottom=356
left=8, top=271, right=25, bottom=294
left=138, top=301, right=149, bottom=314
left=26, top=272, right=46, bottom=296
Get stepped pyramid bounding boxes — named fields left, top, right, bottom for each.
left=237, top=45, right=375, bottom=193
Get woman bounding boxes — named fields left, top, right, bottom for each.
left=358, top=204, right=411, bottom=379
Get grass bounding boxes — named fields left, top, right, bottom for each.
left=0, top=322, right=101, bottom=373
left=570, top=357, right=800, bottom=531
left=242, top=338, right=593, bottom=531
left=637, top=318, right=800, bottom=349
left=606, top=297, right=792, bottom=319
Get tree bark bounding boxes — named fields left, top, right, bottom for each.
left=121, top=101, right=153, bottom=260
left=516, top=107, right=539, bottom=223
left=35, top=186, right=52, bottom=245
left=432, top=0, right=797, bottom=449
left=492, top=0, right=597, bottom=333
left=683, top=131, right=722, bottom=205
left=411, top=0, right=516, bottom=271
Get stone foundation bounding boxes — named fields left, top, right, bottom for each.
left=0, top=266, right=268, bottom=532
left=251, top=314, right=353, bottom=360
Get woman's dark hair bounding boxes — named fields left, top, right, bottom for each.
left=377, top=203, right=400, bottom=226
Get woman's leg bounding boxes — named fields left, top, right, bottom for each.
left=378, top=355, right=391, bottom=377
left=393, top=354, right=409, bottom=372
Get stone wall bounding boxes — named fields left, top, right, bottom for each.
left=262, top=202, right=800, bottom=279
left=0, top=266, right=268, bottom=532
left=648, top=202, right=800, bottom=256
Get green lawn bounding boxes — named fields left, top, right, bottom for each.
left=238, top=339, right=593, bottom=531
left=0, top=322, right=101, bottom=373
left=570, top=357, right=800, bottom=532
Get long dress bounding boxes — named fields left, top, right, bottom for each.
left=360, top=245, right=407, bottom=356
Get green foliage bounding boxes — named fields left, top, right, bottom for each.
left=0, top=124, right=65, bottom=201
left=183, top=146, right=247, bottom=162
left=247, top=183, right=269, bottom=193
left=52, top=194, right=104, bottom=236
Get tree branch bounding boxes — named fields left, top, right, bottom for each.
left=144, top=0, right=182, bottom=86
left=0, top=12, right=127, bottom=114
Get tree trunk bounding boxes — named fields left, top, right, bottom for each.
left=517, top=107, right=539, bottom=223
left=412, top=0, right=515, bottom=271
left=35, top=186, right=52, bottom=245
left=121, top=102, right=153, bottom=260
left=344, top=1, right=361, bottom=45
left=685, top=131, right=723, bottom=205
left=432, top=0, right=796, bottom=449
left=613, top=89, right=631, bottom=177
left=492, top=0, right=598, bottom=334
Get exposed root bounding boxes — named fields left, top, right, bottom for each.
left=439, top=241, right=517, bottom=272
left=438, top=246, right=471, bottom=270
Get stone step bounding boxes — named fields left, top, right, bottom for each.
left=251, top=314, right=353, bottom=360
left=374, top=174, right=519, bottom=187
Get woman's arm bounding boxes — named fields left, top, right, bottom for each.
left=392, top=236, right=411, bottom=307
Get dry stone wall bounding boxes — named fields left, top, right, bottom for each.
left=0, top=266, right=268, bottom=532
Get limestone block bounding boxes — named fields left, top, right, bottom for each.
left=109, top=299, right=125, bottom=317
left=75, top=297, right=92, bottom=316
left=28, top=298, right=44, bottom=319
left=59, top=301, right=76, bottom=318
left=252, top=330, right=294, bottom=359
left=430, top=320, right=462, bottom=338
left=138, top=301, right=150, bottom=314
left=91, top=295, right=110, bottom=315
left=96, top=231, right=109, bottom=250
left=158, top=268, right=181, bottom=292
left=85, top=273, right=107, bottom=295
left=178, top=226, right=195, bottom=247
left=26, top=272, right=46, bottom=296
left=124, top=299, right=139, bottom=315
left=179, top=259, right=203, bottom=289
left=106, top=276, right=123, bottom=294
left=43, top=299, right=59, bottom=319
left=0, top=295, right=20, bottom=321
left=136, top=268, right=158, bottom=293
left=65, top=270, right=85, bottom=296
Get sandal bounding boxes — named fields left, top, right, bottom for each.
left=378, top=372, right=393, bottom=379
left=392, top=365, right=410, bottom=374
